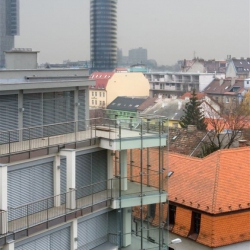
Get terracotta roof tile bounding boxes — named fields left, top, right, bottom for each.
left=129, top=147, right=250, bottom=214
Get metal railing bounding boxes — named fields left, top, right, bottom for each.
left=0, top=117, right=167, bottom=156
left=0, top=172, right=164, bottom=235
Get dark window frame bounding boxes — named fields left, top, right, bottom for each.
left=188, top=211, right=201, bottom=240
left=166, top=204, right=176, bottom=231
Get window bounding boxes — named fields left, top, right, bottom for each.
left=92, top=91, right=94, bottom=96
left=92, top=100, right=94, bottom=105
left=95, top=92, right=97, bottom=96
left=99, top=92, right=101, bottom=97
left=188, top=212, right=201, bottom=240
left=99, top=101, right=102, bottom=106
left=173, top=122, right=178, bottom=128
left=103, top=92, right=105, bottom=97
left=103, top=101, right=105, bottom=106
left=95, top=100, right=97, bottom=105
left=169, top=205, right=176, bottom=225
left=149, top=204, right=156, bottom=220
left=166, top=204, right=176, bottom=230
left=225, top=97, right=229, bottom=103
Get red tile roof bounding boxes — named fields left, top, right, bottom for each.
left=130, top=147, right=250, bottom=214
left=89, top=72, right=114, bottom=89
left=180, top=92, right=206, bottom=100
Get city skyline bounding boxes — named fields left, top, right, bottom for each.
left=15, top=0, right=250, bottom=65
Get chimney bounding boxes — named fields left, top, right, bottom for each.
left=187, top=125, right=197, bottom=132
left=239, top=140, right=247, bottom=147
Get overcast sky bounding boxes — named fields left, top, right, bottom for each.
left=15, top=0, right=250, bottom=65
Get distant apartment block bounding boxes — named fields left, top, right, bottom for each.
left=226, top=57, right=250, bottom=79
left=146, top=72, right=215, bottom=98
left=0, top=0, right=19, bottom=68
left=181, top=58, right=227, bottom=75
left=128, top=47, right=147, bottom=65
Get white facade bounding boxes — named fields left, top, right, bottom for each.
left=146, top=72, right=215, bottom=97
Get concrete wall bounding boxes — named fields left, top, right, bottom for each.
left=106, top=72, right=150, bottom=105
left=5, top=52, right=37, bottom=69
left=0, top=68, right=90, bottom=81
left=225, top=62, right=236, bottom=78
left=186, top=61, right=205, bottom=73
left=199, top=75, right=215, bottom=91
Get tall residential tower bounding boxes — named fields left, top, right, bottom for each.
left=90, top=0, right=117, bottom=72
left=0, top=0, right=19, bottom=68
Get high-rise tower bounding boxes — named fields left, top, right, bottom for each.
left=0, top=0, right=19, bottom=68
left=90, top=0, right=117, bottom=72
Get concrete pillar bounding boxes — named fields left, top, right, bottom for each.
left=18, top=90, right=23, bottom=141
left=120, top=150, right=127, bottom=191
left=60, top=149, right=76, bottom=210
left=53, top=155, right=61, bottom=206
left=74, top=89, right=79, bottom=133
left=0, top=164, right=8, bottom=235
left=70, top=219, right=78, bottom=250
left=107, top=150, right=114, bottom=190
left=122, top=208, right=132, bottom=247
left=2, top=241, right=14, bottom=250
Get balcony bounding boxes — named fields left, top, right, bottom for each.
left=0, top=117, right=167, bottom=164
left=0, top=172, right=166, bottom=246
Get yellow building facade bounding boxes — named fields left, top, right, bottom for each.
left=89, top=72, right=150, bottom=109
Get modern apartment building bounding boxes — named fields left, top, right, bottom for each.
left=0, top=0, right=19, bottom=68
left=0, top=56, right=167, bottom=249
left=90, top=0, right=117, bottom=72
left=128, top=47, right=147, bottom=65
left=146, top=72, right=215, bottom=98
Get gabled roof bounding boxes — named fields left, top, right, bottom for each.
left=141, top=98, right=188, bottom=120
left=204, top=78, right=245, bottom=95
left=231, top=58, right=250, bottom=73
left=106, top=96, right=148, bottom=112
left=204, top=60, right=227, bottom=73
left=180, top=92, right=206, bottom=100
left=137, top=97, right=157, bottom=112
left=89, top=72, right=114, bottom=89
left=140, top=147, right=250, bottom=214
left=168, top=128, right=208, bottom=156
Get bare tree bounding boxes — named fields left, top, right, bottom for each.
left=200, top=102, right=250, bottom=157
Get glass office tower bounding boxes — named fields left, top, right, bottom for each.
left=0, top=0, right=19, bottom=68
left=90, top=0, right=117, bottom=72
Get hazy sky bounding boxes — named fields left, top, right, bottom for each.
left=15, top=0, right=250, bottom=65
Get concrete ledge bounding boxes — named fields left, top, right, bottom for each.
left=111, top=192, right=167, bottom=209
left=92, top=242, right=118, bottom=250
